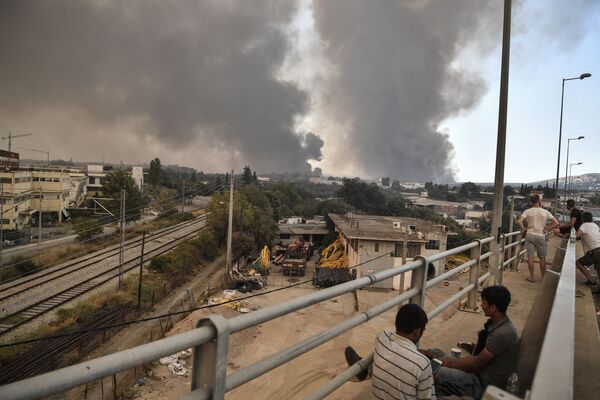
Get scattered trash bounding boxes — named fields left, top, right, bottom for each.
left=208, top=291, right=256, bottom=313
left=168, top=362, right=187, bottom=376
left=136, top=378, right=146, bottom=386
left=159, top=348, right=193, bottom=376
left=159, top=355, right=178, bottom=365
left=443, top=281, right=449, bottom=287
left=223, top=290, right=238, bottom=299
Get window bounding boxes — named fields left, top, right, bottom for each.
left=374, top=242, right=379, bottom=252
left=425, top=240, right=440, bottom=250
left=407, top=242, right=421, bottom=258
left=0, top=177, right=11, bottom=184
left=279, top=234, right=290, bottom=239
left=33, top=177, right=40, bottom=182
left=394, top=243, right=403, bottom=257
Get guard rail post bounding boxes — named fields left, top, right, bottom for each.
left=191, top=315, right=230, bottom=399
left=409, top=256, right=428, bottom=307
left=495, top=234, right=505, bottom=285
left=466, top=239, right=482, bottom=310
left=511, top=232, right=522, bottom=271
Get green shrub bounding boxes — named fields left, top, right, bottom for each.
left=192, top=230, right=218, bottom=261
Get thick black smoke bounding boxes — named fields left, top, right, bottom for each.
left=0, top=0, right=321, bottom=172
left=312, top=0, right=503, bottom=182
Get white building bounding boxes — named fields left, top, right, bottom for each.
left=328, top=213, right=450, bottom=290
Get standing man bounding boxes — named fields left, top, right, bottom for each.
left=517, top=194, right=558, bottom=282
left=575, top=212, right=600, bottom=286
left=345, top=304, right=435, bottom=400
left=553, top=199, right=583, bottom=238
left=435, top=286, right=520, bottom=399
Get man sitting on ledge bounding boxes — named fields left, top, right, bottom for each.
left=345, top=286, right=519, bottom=400
left=434, top=286, right=520, bottom=399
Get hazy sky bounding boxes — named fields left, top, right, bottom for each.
left=1, top=1, right=599, bottom=183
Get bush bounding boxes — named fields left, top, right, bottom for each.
left=192, top=230, right=218, bottom=261
left=149, top=255, right=171, bottom=272
left=15, top=257, right=40, bottom=275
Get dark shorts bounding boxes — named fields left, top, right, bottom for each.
left=559, top=226, right=572, bottom=235
left=578, top=248, right=600, bottom=272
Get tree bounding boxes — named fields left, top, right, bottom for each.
left=242, top=166, right=253, bottom=185
left=103, top=169, right=146, bottom=221
left=252, top=171, right=258, bottom=183
left=148, top=158, right=162, bottom=186
left=381, top=177, right=390, bottom=187
left=232, top=232, right=256, bottom=261
left=337, top=178, right=388, bottom=214
left=207, top=185, right=277, bottom=248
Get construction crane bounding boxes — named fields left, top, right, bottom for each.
left=2, top=132, right=32, bottom=153
left=17, top=147, right=51, bottom=166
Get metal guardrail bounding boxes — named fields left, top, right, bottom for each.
left=528, top=229, right=577, bottom=400
left=0, top=232, right=529, bottom=400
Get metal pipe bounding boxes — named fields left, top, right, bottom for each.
left=478, top=271, right=492, bottom=285
left=229, top=261, right=422, bottom=333
left=426, top=259, right=477, bottom=287
left=428, top=283, right=476, bottom=320
left=481, top=251, right=493, bottom=261
left=226, top=288, right=419, bottom=391
left=0, top=327, right=215, bottom=400
left=427, top=241, right=478, bottom=263
left=305, top=353, right=374, bottom=400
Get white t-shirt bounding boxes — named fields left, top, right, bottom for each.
left=578, top=222, right=600, bottom=253
left=521, top=207, right=554, bottom=236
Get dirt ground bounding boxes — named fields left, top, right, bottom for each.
left=132, top=265, right=482, bottom=400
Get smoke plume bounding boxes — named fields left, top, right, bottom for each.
left=0, top=0, right=321, bottom=173
left=311, top=0, right=504, bottom=182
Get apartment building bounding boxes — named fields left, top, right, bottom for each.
left=0, top=168, right=70, bottom=230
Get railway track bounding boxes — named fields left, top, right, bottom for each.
left=0, top=216, right=206, bottom=302
left=0, top=216, right=207, bottom=337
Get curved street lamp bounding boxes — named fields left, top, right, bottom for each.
left=564, top=136, right=585, bottom=195
left=553, top=73, right=591, bottom=214
left=568, top=162, right=583, bottom=195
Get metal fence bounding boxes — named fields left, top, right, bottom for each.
left=0, top=232, right=532, bottom=400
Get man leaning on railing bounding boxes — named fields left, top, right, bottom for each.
left=575, top=212, right=600, bottom=290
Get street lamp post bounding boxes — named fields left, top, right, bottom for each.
left=564, top=136, right=584, bottom=199
left=568, top=162, right=582, bottom=196
left=553, top=73, right=591, bottom=215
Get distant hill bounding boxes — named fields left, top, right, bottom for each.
left=529, top=173, right=600, bottom=191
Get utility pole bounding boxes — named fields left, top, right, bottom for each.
left=225, top=170, right=234, bottom=283
left=118, top=189, right=126, bottom=289
left=137, top=232, right=146, bottom=309
left=38, top=187, right=42, bottom=245
left=490, top=0, right=512, bottom=285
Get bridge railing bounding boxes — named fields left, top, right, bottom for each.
left=527, top=229, right=577, bottom=400
left=0, top=232, right=530, bottom=400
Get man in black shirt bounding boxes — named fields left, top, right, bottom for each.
left=553, top=199, right=582, bottom=238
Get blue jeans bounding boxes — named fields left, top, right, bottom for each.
left=435, top=366, right=483, bottom=399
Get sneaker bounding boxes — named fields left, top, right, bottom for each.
left=345, top=346, right=368, bottom=381
left=584, top=280, right=596, bottom=286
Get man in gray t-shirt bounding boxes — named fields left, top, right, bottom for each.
left=435, top=286, right=520, bottom=399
